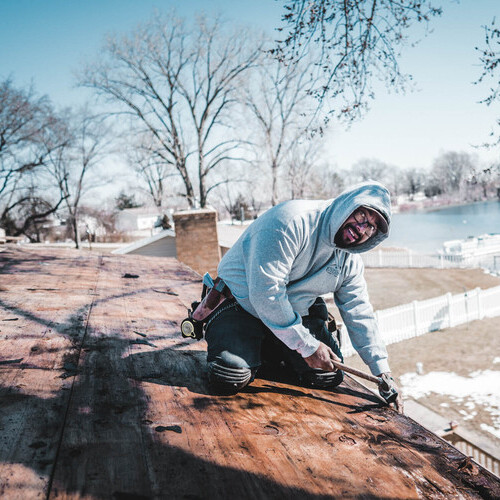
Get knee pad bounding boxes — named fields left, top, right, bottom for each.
left=207, top=359, right=253, bottom=394
left=301, top=369, right=344, bottom=389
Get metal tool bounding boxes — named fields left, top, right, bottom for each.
left=180, top=274, right=233, bottom=341
left=180, top=310, right=204, bottom=340
left=330, top=359, right=398, bottom=404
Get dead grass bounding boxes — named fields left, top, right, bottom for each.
left=364, top=268, right=500, bottom=311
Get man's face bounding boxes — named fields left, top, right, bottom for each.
left=334, top=206, right=381, bottom=247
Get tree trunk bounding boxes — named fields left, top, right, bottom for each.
left=178, top=160, right=196, bottom=208
left=271, top=161, right=278, bottom=206
left=199, top=176, right=206, bottom=208
left=71, top=215, right=80, bottom=249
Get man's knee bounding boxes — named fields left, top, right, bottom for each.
left=207, top=353, right=255, bottom=394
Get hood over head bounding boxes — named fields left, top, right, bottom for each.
left=321, top=181, right=391, bottom=253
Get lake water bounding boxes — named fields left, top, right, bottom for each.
left=382, top=201, right=500, bottom=253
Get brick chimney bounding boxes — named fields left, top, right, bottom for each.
left=173, top=209, right=221, bottom=277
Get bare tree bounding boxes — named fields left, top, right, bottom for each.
left=1, top=190, right=69, bottom=243
left=244, top=52, right=319, bottom=205
left=348, top=158, right=389, bottom=183
left=80, top=14, right=261, bottom=208
left=476, top=20, right=500, bottom=106
left=431, top=151, right=477, bottom=196
left=217, top=182, right=263, bottom=223
left=402, top=167, right=426, bottom=200
left=286, top=136, right=323, bottom=199
left=45, top=108, right=112, bottom=248
left=465, top=161, right=499, bottom=200
left=1, top=181, right=67, bottom=242
left=345, top=158, right=406, bottom=197
left=382, top=164, right=404, bottom=198
left=305, top=163, right=345, bottom=199
left=127, top=136, right=177, bottom=208
left=0, top=80, right=59, bottom=199
left=476, top=19, right=500, bottom=147
left=273, top=0, right=442, bottom=121
left=0, top=79, right=71, bottom=236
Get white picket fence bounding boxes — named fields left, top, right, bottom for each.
left=361, top=249, right=500, bottom=273
left=341, top=285, right=500, bottom=358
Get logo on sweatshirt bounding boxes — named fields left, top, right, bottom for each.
left=326, top=265, right=340, bottom=277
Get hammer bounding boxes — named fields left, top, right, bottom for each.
left=331, top=359, right=398, bottom=404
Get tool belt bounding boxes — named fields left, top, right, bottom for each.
left=304, top=297, right=338, bottom=336
left=192, top=274, right=233, bottom=321
left=180, top=273, right=234, bottom=340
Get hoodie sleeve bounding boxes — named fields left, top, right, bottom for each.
left=334, top=255, right=390, bottom=375
left=242, top=227, right=320, bottom=358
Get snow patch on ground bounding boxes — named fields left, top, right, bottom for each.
left=481, top=423, right=500, bottom=439
left=400, top=370, right=500, bottom=434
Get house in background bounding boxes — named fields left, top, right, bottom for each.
left=113, top=211, right=249, bottom=274
left=115, top=207, right=166, bottom=239
left=113, top=209, right=225, bottom=276
left=113, top=229, right=177, bottom=257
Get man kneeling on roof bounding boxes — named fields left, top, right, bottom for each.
left=203, top=181, right=403, bottom=412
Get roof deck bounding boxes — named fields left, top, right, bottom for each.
left=1, top=246, right=499, bottom=499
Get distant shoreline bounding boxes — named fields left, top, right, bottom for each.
left=394, top=197, right=500, bottom=215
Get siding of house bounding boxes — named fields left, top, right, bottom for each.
left=126, top=235, right=177, bottom=258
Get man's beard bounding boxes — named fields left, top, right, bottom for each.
left=334, top=224, right=361, bottom=248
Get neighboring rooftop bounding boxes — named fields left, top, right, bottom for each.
left=217, top=222, right=249, bottom=250
left=112, top=229, right=176, bottom=256
left=1, top=246, right=499, bottom=498
left=111, top=223, right=248, bottom=258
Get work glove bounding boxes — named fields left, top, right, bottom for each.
left=378, top=372, right=404, bottom=413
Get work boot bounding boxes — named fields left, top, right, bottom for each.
left=207, top=359, right=254, bottom=395
left=300, top=369, right=344, bottom=389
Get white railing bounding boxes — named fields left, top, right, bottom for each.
left=361, top=249, right=500, bottom=273
left=444, top=234, right=500, bottom=258
left=445, top=432, right=500, bottom=477
left=341, top=285, right=500, bottom=357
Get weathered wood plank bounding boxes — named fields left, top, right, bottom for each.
left=0, top=248, right=99, bottom=498
left=48, top=254, right=201, bottom=499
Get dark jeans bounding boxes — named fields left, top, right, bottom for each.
left=205, top=297, right=343, bottom=386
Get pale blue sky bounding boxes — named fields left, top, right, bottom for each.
left=1, top=0, right=498, bottom=171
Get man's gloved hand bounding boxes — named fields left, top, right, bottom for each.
left=378, top=372, right=404, bottom=413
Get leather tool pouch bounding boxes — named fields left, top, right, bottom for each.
left=192, top=274, right=233, bottom=322
left=180, top=274, right=233, bottom=340
left=304, top=297, right=340, bottom=347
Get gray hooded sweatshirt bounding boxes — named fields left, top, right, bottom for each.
left=217, top=181, right=391, bottom=375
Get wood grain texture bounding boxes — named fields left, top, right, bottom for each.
left=1, top=246, right=499, bottom=499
